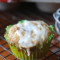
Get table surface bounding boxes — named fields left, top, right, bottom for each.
left=0, top=7, right=60, bottom=60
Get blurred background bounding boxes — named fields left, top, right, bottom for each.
left=0, top=0, right=60, bottom=13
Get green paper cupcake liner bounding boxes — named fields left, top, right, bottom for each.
left=4, top=23, right=54, bottom=60
left=8, top=41, right=51, bottom=60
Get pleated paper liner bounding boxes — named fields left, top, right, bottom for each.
left=8, top=41, right=51, bottom=60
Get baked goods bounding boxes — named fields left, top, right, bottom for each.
left=4, top=20, right=54, bottom=60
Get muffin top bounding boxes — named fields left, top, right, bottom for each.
left=6, top=20, right=51, bottom=49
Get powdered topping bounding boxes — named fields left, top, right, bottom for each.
left=16, top=21, right=50, bottom=48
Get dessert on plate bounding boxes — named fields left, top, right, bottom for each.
left=4, top=20, right=54, bottom=60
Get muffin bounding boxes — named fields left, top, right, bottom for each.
left=4, top=20, right=54, bottom=60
